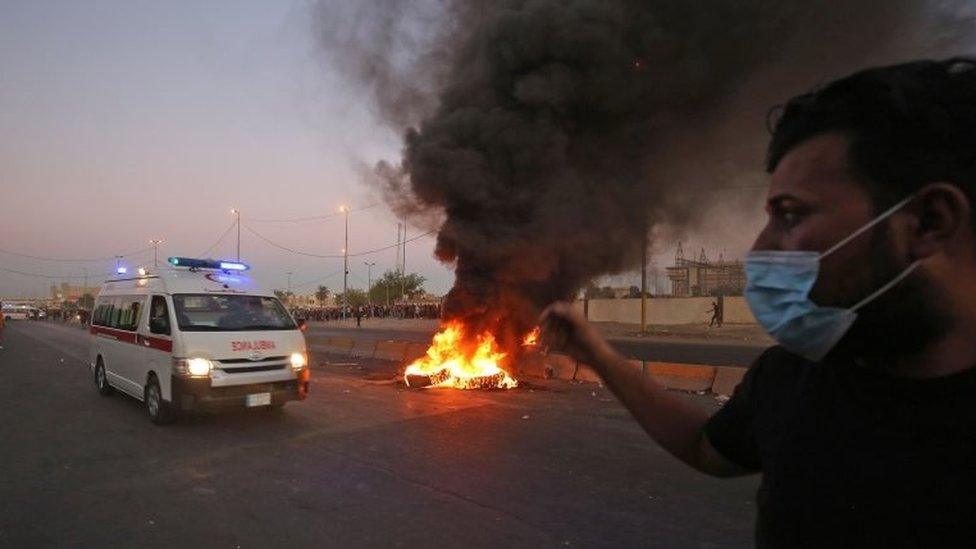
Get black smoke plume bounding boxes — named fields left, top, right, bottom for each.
left=315, top=0, right=973, bottom=358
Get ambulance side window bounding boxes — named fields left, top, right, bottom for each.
left=149, top=296, right=171, bottom=335
left=116, top=296, right=143, bottom=332
left=92, top=297, right=109, bottom=326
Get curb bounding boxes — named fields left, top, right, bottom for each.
left=307, top=336, right=747, bottom=396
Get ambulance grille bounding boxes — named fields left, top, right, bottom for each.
left=219, top=355, right=287, bottom=364
left=220, top=363, right=287, bottom=374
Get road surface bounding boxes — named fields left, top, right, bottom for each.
left=0, top=321, right=759, bottom=548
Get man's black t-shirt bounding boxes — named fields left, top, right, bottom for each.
left=705, top=346, right=976, bottom=548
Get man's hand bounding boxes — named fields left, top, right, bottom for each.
left=539, top=301, right=619, bottom=371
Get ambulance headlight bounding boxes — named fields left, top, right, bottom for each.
left=174, top=357, right=213, bottom=377
left=290, top=352, right=307, bottom=370
left=187, top=358, right=213, bottom=376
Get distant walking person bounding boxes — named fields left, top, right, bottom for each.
left=354, top=306, right=362, bottom=328
left=708, top=300, right=722, bottom=327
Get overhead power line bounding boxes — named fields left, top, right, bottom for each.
left=250, top=203, right=381, bottom=223
left=243, top=224, right=435, bottom=259
left=198, top=220, right=238, bottom=258
left=290, top=268, right=345, bottom=290
left=0, top=246, right=153, bottom=263
left=0, top=266, right=114, bottom=280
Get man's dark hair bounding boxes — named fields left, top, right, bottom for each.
left=767, top=57, right=976, bottom=214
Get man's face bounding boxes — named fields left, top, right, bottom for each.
left=753, top=131, right=946, bottom=358
left=752, top=132, right=888, bottom=307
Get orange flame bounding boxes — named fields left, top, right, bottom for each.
left=522, top=326, right=540, bottom=346
left=404, top=321, right=518, bottom=389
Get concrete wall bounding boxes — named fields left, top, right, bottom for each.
left=573, top=296, right=756, bottom=325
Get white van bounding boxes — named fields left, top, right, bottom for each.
left=89, top=257, right=310, bottom=424
left=2, top=304, right=31, bottom=321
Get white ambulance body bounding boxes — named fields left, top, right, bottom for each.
left=88, top=258, right=309, bottom=424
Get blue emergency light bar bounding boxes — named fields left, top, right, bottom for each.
left=167, top=257, right=250, bottom=271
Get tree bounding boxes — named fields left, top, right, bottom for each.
left=315, top=285, right=331, bottom=304
left=584, top=284, right=615, bottom=299
left=273, top=289, right=294, bottom=303
left=335, top=288, right=368, bottom=308
left=369, top=270, right=426, bottom=304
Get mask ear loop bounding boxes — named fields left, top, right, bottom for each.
left=850, top=261, right=920, bottom=311
left=821, top=196, right=914, bottom=259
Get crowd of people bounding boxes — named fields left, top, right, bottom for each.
left=289, top=302, right=441, bottom=323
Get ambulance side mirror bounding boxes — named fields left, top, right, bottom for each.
left=296, top=318, right=307, bottom=332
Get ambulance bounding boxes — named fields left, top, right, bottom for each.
left=89, top=257, right=310, bottom=424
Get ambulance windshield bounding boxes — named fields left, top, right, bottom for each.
left=172, top=294, right=296, bottom=331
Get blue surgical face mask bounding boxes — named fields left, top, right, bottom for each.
left=745, top=196, right=920, bottom=362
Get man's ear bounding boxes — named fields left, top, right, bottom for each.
left=907, top=183, right=972, bottom=260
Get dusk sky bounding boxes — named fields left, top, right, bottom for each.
left=11, top=2, right=955, bottom=301
left=0, top=0, right=448, bottom=298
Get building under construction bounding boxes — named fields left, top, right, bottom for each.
left=665, top=243, right=745, bottom=297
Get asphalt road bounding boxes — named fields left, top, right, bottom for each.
left=307, top=324, right=767, bottom=367
left=0, top=321, right=759, bottom=548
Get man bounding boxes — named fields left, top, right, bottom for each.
left=541, top=58, right=976, bottom=547
left=708, top=300, right=722, bottom=327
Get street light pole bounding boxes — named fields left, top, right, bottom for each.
left=640, top=227, right=647, bottom=334
left=231, top=208, right=241, bottom=260
left=149, top=239, right=163, bottom=268
left=364, top=261, right=375, bottom=314
left=340, top=205, right=349, bottom=320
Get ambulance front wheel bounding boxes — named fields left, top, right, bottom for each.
left=145, top=374, right=175, bottom=425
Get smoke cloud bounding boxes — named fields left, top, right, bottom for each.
left=314, top=0, right=974, bottom=353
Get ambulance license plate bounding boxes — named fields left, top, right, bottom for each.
left=246, top=393, right=271, bottom=407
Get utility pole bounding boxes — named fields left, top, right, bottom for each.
left=400, top=221, right=406, bottom=301
left=364, top=261, right=375, bottom=315
left=401, top=219, right=407, bottom=275
left=231, top=208, right=241, bottom=260
left=286, top=271, right=292, bottom=294
left=149, top=239, right=163, bottom=268
left=640, top=227, right=648, bottom=334
left=395, top=223, right=403, bottom=272
left=340, top=205, right=349, bottom=320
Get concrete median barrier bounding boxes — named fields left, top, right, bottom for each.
left=404, top=342, right=429, bottom=364
left=646, top=362, right=716, bottom=392
left=349, top=339, right=375, bottom=358
left=711, top=366, right=747, bottom=396
left=304, top=334, right=330, bottom=348
left=575, top=363, right=602, bottom=383
left=374, top=340, right=409, bottom=361
left=544, top=354, right=578, bottom=380
left=316, top=333, right=739, bottom=396
left=307, top=335, right=356, bottom=356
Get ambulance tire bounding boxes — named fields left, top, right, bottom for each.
left=145, top=374, right=175, bottom=425
left=95, top=359, right=113, bottom=396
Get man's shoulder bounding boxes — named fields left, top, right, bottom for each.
left=744, top=345, right=819, bottom=399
